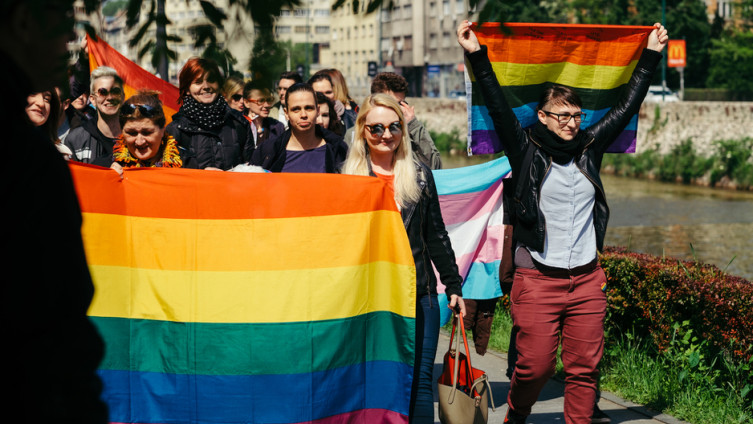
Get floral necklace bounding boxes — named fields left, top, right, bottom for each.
left=113, top=134, right=182, bottom=168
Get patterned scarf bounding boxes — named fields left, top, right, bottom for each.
left=113, top=134, right=182, bottom=168
left=180, top=94, right=228, bottom=130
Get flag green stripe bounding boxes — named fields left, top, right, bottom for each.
left=92, top=311, right=415, bottom=375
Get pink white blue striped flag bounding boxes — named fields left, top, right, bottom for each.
left=433, top=156, right=512, bottom=325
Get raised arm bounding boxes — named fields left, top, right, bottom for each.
left=587, top=23, right=668, bottom=152
left=457, top=21, right=528, bottom=162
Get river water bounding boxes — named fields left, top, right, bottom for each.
left=442, top=154, right=753, bottom=281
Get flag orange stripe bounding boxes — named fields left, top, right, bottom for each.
left=70, top=164, right=399, bottom=219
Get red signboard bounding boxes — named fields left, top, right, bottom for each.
left=668, top=40, right=686, bottom=68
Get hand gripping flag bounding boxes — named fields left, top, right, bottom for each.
left=465, top=23, right=654, bottom=155
left=72, top=164, right=416, bottom=424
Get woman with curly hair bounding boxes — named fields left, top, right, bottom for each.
left=110, top=90, right=184, bottom=176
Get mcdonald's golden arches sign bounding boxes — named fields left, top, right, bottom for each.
left=668, top=40, right=686, bottom=68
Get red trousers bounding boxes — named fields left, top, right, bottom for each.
left=507, top=264, right=606, bottom=424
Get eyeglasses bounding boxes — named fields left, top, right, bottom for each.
left=96, top=86, right=123, bottom=98
left=230, top=94, right=243, bottom=102
left=542, top=110, right=586, bottom=125
left=247, top=97, right=275, bottom=105
left=365, top=121, right=402, bottom=138
left=120, top=103, right=158, bottom=118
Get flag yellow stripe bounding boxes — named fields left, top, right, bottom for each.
left=471, top=61, right=638, bottom=90
left=81, top=211, right=414, bottom=271
left=88, top=262, right=416, bottom=323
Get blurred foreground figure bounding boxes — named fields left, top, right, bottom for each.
left=0, top=0, right=107, bottom=422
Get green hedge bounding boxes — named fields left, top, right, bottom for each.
left=601, top=246, right=753, bottom=364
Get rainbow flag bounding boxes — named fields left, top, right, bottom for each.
left=87, top=34, right=180, bottom=124
left=433, top=156, right=512, bottom=325
left=71, top=164, right=416, bottom=424
left=466, top=23, right=654, bottom=155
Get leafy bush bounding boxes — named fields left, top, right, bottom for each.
left=601, top=246, right=753, bottom=364
left=429, top=129, right=466, bottom=153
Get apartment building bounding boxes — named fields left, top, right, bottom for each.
left=274, top=0, right=333, bottom=77
left=329, top=2, right=380, bottom=99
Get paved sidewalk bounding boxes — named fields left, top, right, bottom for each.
left=431, top=332, right=689, bottom=424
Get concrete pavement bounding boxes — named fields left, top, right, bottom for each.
left=431, top=332, right=689, bottom=424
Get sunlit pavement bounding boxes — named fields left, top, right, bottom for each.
left=432, top=332, right=690, bottom=424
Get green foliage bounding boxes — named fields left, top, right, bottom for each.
left=602, top=137, right=753, bottom=190
left=429, top=129, right=466, bottom=153
left=657, top=139, right=710, bottom=183
left=707, top=30, right=753, bottom=94
left=473, top=0, right=559, bottom=25
left=570, top=0, right=633, bottom=25
left=248, top=33, right=313, bottom=89
left=102, top=0, right=129, bottom=16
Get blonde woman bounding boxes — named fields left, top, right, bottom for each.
left=342, top=93, right=466, bottom=424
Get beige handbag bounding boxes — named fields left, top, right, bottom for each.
left=437, top=313, right=495, bottom=424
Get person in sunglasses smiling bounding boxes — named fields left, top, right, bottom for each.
left=110, top=90, right=183, bottom=176
left=341, top=94, right=466, bottom=424
left=64, top=66, right=125, bottom=166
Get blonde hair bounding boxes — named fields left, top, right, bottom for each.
left=342, top=94, right=421, bottom=208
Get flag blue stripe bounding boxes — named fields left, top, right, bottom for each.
left=99, top=361, right=412, bottom=424
left=472, top=104, right=638, bottom=132
left=432, top=156, right=511, bottom=195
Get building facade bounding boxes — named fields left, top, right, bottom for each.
left=329, top=2, right=380, bottom=99
left=274, top=0, right=333, bottom=78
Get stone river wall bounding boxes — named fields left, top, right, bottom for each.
left=408, top=97, right=753, bottom=156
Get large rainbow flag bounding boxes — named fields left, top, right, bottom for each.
left=87, top=35, right=180, bottom=124
left=466, top=23, right=654, bottom=155
left=433, top=156, right=512, bottom=324
left=72, top=164, right=416, bottom=424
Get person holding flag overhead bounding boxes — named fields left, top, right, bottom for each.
left=458, top=20, right=668, bottom=424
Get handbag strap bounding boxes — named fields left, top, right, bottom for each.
left=447, top=312, right=476, bottom=403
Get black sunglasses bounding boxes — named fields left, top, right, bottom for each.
left=120, top=103, right=158, bottom=118
left=96, top=86, right=123, bottom=98
left=231, top=94, right=243, bottom=101
left=365, top=121, right=402, bottom=138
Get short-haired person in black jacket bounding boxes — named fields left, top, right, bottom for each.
left=341, top=94, right=466, bottom=424
left=458, top=21, right=668, bottom=424
left=166, top=57, right=252, bottom=170
left=250, top=83, right=347, bottom=173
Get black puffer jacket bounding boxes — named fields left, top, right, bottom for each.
left=467, top=46, right=661, bottom=252
left=250, top=125, right=348, bottom=173
left=166, top=107, right=252, bottom=170
left=400, top=162, right=463, bottom=299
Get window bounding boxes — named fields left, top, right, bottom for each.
left=280, top=9, right=291, bottom=17
left=315, top=26, right=329, bottom=34
left=404, top=35, right=412, bottom=50
left=293, top=9, right=309, bottom=17
left=443, top=31, right=451, bottom=47
left=314, top=8, right=330, bottom=16
left=276, top=25, right=292, bottom=34
left=381, top=9, right=390, bottom=22
left=456, top=0, right=464, bottom=14
left=443, top=0, right=450, bottom=15
left=403, top=4, right=412, bottom=18
left=294, top=25, right=310, bottom=33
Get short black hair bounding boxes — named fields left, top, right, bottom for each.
left=371, top=72, right=408, bottom=95
left=284, top=83, right=316, bottom=109
left=536, top=84, right=583, bottom=111
left=278, top=71, right=302, bottom=84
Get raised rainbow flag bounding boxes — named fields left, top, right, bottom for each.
left=433, top=156, right=512, bottom=325
left=465, top=23, right=654, bottom=155
left=87, top=34, right=180, bottom=124
left=71, top=164, right=416, bottom=424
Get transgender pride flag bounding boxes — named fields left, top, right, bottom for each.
left=433, top=156, right=512, bottom=325
left=465, top=23, right=654, bottom=155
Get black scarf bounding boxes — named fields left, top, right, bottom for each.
left=531, top=122, right=587, bottom=165
left=180, top=94, right=228, bottom=130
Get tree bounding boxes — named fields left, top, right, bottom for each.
left=570, top=0, right=634, bottom=25
left=707, top=29, right=753, bottom=94
left=119, top=0, right=299, bottom=82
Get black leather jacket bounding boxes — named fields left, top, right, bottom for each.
left=399, top=162, right=463, bottom=299
left=467, top=46, right=661, bottom=253
left=166, top=107, right=252, bottom=170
